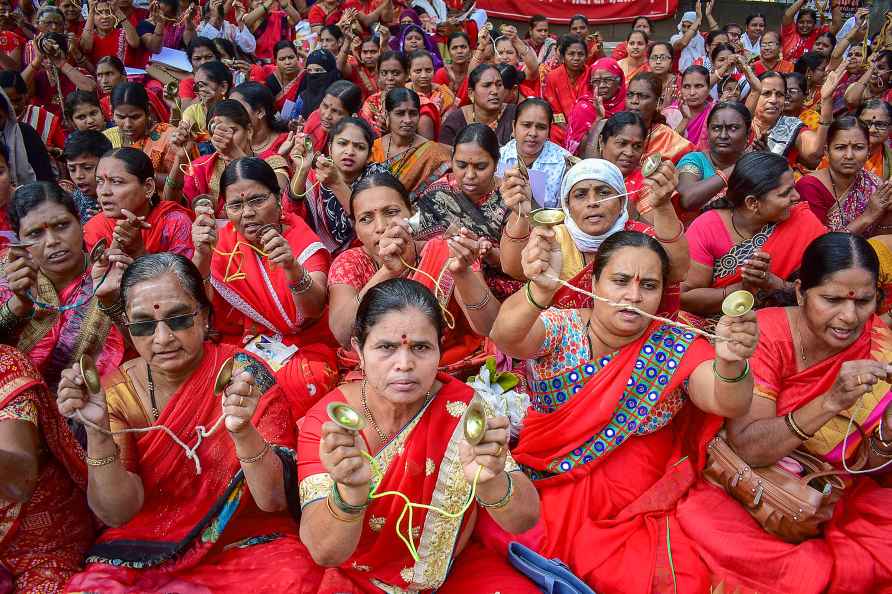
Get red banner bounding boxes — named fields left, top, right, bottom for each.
left=477, top=0, right=679, bottom=24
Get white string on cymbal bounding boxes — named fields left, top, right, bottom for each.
left=74, top=401, right=228, bottom=475
left=840, top=397, right=892, bottom=474
left=592, top=187, right=647, bottom=205
left=544, top=274, right=732, bottom=343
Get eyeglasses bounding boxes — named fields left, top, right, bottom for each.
left=761, top=41, right=778, bottom=48
left=650, top=55, right=672, bottom=62
left=860, top=119, right=891, bottom=131
left=224, top=192, right=274, bottom=214
left=590, top=77, right=619, bottom=86
left=125, top=311, right=201, bottom=337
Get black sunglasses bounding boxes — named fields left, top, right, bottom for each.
left=125, top=311, right=201, bottom=337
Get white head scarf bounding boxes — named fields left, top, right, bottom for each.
left=678, top=11, right=697, bottom=31
left=559, top=158, right=628, bottom=253
left=0, top=89, right=36, bottom=187
left=675, top=11, right=706, bottom=71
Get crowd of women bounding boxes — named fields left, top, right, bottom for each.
left=1, top=0, right=892, bottom=591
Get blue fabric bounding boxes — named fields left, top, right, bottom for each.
left=507, top=542, right=596, bottom=594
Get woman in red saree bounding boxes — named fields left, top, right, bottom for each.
left=489, top=228, right=760, bottom=594
left=300, top=80, right=364, bottom=155
left=192, top=157, right=338, bottom=419
left=543, top=36, right=590, bottom=146
left=84, top=148, right=194, bottom=258
left=499, top=158, right=688, bottom=317
left=327, top=171, right=498, bottom=379
left=298, top=277, right=540, bottom=593
left=0, top=345, right=93, bottom=592
left=1, top=183, right=125, bottom=394
left=264, top=41, right=303, bottom=117
left=683, top=152, right=826, bottom=330
left=676, top=232, right=892, bottom=593
left=58, top=253, right=323, bottom=593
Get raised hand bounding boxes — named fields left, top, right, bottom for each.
left=259, top=225, right=297, bottom=270
left=458, top=415, right=509, bottom=484
left=500, top=167, right=533, bottom=218
left=446, top=228, right=482, bottom=275
left=377, top=218, right=416, bottom=274
left=112, top=209, right=151, bottom=256
left=315, top=155, right=342, bottom=187
left=521, top=226, right=563, bottom=291
left=191, top=203, right=218, bottom=258
left=222, top=370, right=260, bottom=433
left=714, top=310, right=759, bottom=362
left=57, top=361, right=108, bottom=427
left=91, top=247, right=134, bottom=304
left=640, top=160, right=678, bottom=210
left=319, top=420, right=372, bottom=489
left=740, top=250, right=782, bottom=292
left=824, top=360, right=892, bottom=414
left=4, top=246, right=37, bottom=305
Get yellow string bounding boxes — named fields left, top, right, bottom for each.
left=360, top=450, right=482, bottom=562
left=212, top=241, right=270, bottom=282
left=290, top=156, right=321, bottom=198
left=398, top=256, right=456, bottom=330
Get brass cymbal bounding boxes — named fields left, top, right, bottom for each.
left=530, top=209, right=566, bottom=227
left=327, top=402, right=366, bottom=431
left=641, top=153, right=662, bottom=178
left=79, top=354, right=101, bottom=394
left=213, top=357, right=235, bottom=395
left=721, top=290, right=755, bottom=317
left=89, top=237, right=108, bottom=262
left=463, top=401, right=487, bottom=446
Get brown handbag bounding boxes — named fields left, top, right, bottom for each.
left=703, top=432, right=856, bottom=544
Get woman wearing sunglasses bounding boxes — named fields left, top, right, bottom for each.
left=83, top=148, right=195, bottom=259
left=0, top=183, right=124, bottom=394
left=191, top=157, right=338, bottom=418
left=58, top=253, right=324, bottom=592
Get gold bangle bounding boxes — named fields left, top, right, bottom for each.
left=784, top=411, right=813, bottom=441
left=325, top=494, right=364, bottom=522
left=237, top=440, right=271, bottom=464
left=86, top=443, right=120, bottom=467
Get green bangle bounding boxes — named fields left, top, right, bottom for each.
left=524, top=282, right=549, bottom=311
left=331, top=482, right=369, bottom=514
left=712, top=359, right=750, bottom=383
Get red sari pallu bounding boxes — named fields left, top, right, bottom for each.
left=83, top=200, right=195, bottom=258
left=65, top=342, right=324, bottom=594
left=675, top=310, right=892, bottom=594
left=209, top=213, right=338, bottom=419
left=0, top=346, right=94, bottom=593
left=296, top=373, right=538, bottom=593
left=514, top=320, right=724, bottom=593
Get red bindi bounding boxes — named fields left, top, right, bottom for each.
left=401, top=334, right=408, bottom=345
left=153, top=304, right=160, bottom=310
left=848, top=291, right=856, bottom=298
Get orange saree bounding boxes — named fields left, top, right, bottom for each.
left=65, top=342, right=323, bottom=593
left=676, top=309, right=892, bottom=594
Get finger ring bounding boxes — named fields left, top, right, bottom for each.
left=857, top=374, right=863, bottom=385
left=239, top=396, right=245, bottom=407
left=761, top=270, right=766, bottom=279
left=495, top=446, right=504, bottom=457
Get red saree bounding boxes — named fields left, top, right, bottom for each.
left=0, top=346, right=93, bottom=593
left=542, top=65, right=590, bottom=146
left=209, top=213, right=338, bottom=418
left=675, top=309, right=892, bottom=594
left=65, top=342, right=323, bottom=593
left=184, top=151, right=290, bottom=214
left=83, top=200, right=195, bottom=258
left=514, top=320, right=721, bottom=593
left=297, top=374, right=537, bottom=593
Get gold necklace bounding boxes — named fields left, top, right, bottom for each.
left=361, top=379, right=431, bottom=443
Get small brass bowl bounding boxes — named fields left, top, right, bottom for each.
left=721, top=290, right=755, bottom=317
left=79, top=354, right=102, bottom=394
left=327, top=402, right=366, bottom=431
left=641, top=153, right=663, bottom=177
left=463, top=401, right=487, bottom=446
left=213, top=357, right=235, bottom=395
left=192, top=195, right=215, bottom=211
left=530, top=209, right=566, bottom=227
